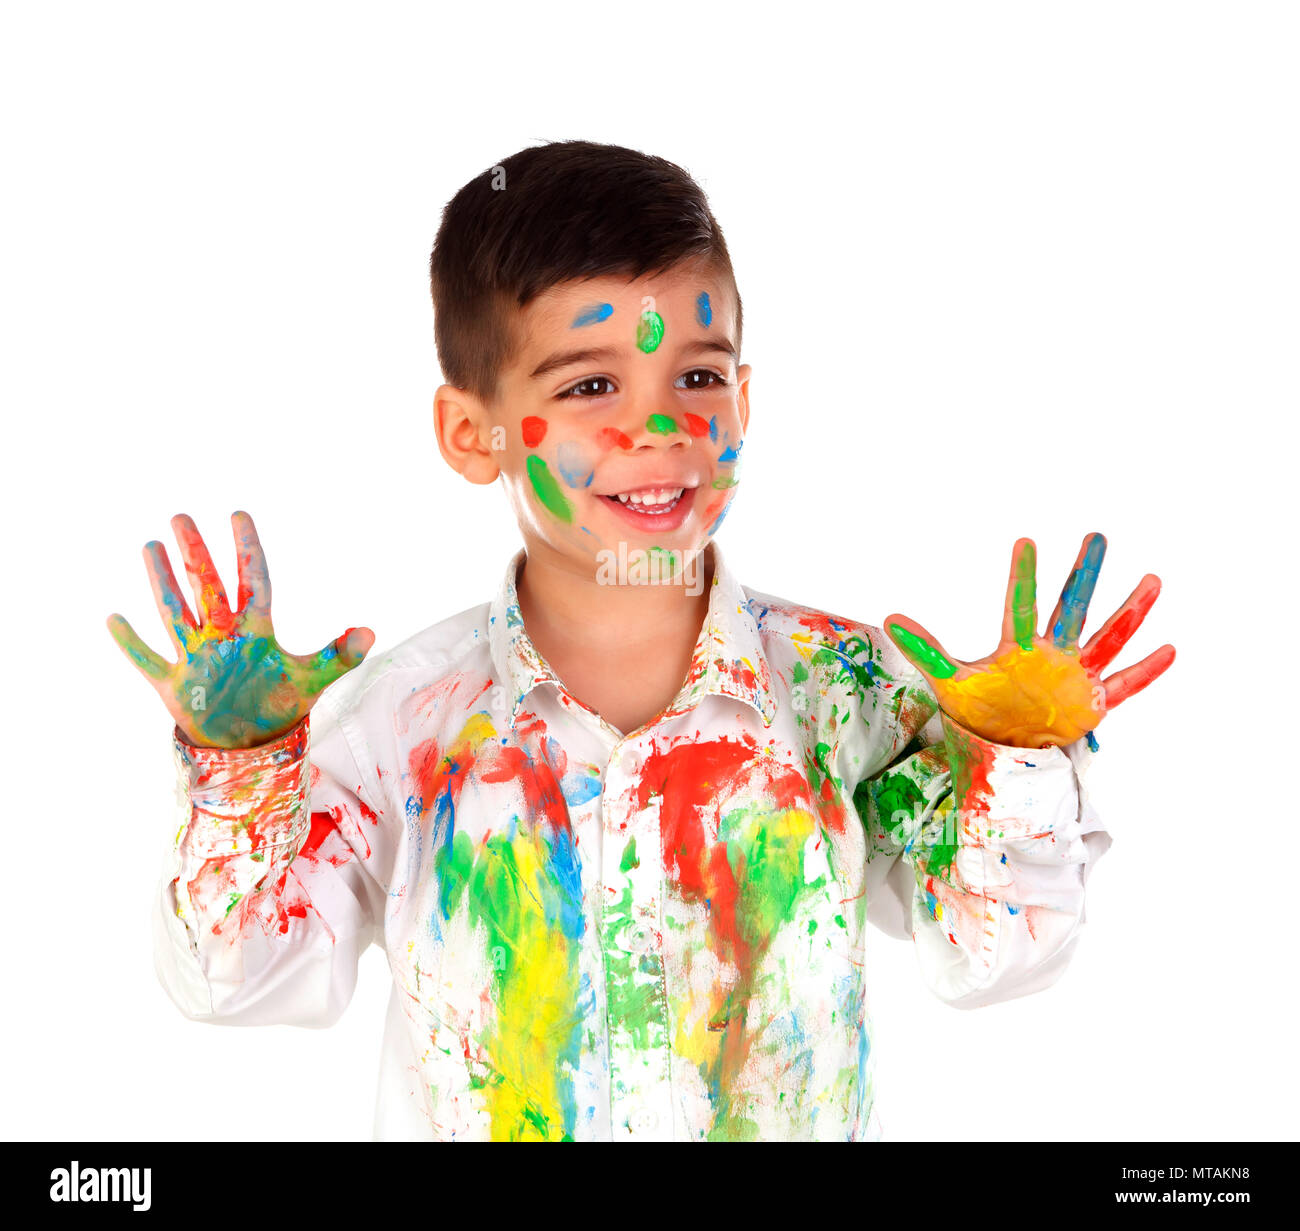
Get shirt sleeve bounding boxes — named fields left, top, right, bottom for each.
left=152, top=697, right=388, bottom=1028
left=854, top=664, right=1112, bottom=1009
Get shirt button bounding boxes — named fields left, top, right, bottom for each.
left=621, top=748, right=641, bottom=775
left=628, top=922, right=651, bottom=952
left=628, top=1106, right=659, bottom=1134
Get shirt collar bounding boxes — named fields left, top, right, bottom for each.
left=487, top=541, right=778, bottom=730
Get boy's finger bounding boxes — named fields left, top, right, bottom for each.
left=143, top=540, right=198, bottom=652
left=1102, top=644, right=1176, bottom=708
left=884, top=614, right=959, bottom=681
left=107, top=613, right=171, bottom=681
left=232, top=510, right=272, bottom=617
left=1048, top=532, right=1107, bottom=650
left=1080, top=574, right=1162, bottom=675
left=296, top=627, right=376, bottom=690
left=171, top=513, right=233, bottom=630
left=999, top=537, right=1038, bottom=650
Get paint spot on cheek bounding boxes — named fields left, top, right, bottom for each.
left=526, top=455, right=574, bottom=523
left=683, top=413, right=711, bottom=437
left=708, top=416, right=719, bottom=443
left=696, top=292, right=712, bottom=327
left=718, top=441, right=742, bottom=463
left=556, top=441, right=595, bottom=488
left=572, top=303, right=613, bottom=328
left=522, top=417, right=547, bottom=447
left=597, top=427, right=634, bottom=451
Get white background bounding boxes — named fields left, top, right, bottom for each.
left=3, top=1, right=1295, bottom=1141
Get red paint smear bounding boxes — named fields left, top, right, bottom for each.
left=597, top=427, right=634, bottom=451
left=409, top=730, right=478, bottom=831
left=794, top=607, right=855, bottom=642
left=481, top=742, right=573, bottom=837
left=521, top=416, right=548, bottom=447
left=636, top=735, right=808, bottom=969
left=303, top=805, right=371, bottom=862
left=683, top=413, right=711, bottom=437
left=301, top=811, right=336, bottom=856
left=701, top=495, right=726, bottom=524
left=948, top=728, right=995, bottom=837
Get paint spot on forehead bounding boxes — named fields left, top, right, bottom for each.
left=556, top=440, right=595, bottom=489
left=521, top=416, right=547, bottom=447
left=571, top=303, right=613, bottom=328
left=636, top=310, right=664, bottom=354
left=696, top=292, right=712, bottom=327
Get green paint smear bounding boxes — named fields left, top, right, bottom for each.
left=888, top=623, right=957, bottom=678
left=646, top=413, right=677, bottom=435
left=619, top=837, right=639, bottom=873
left=868, top=770, right=925, bottom=844
left=711, top=476, right=738, bottom=489
left=526, top=454, right=573, bottom=523
left=602, top=881, right=667, bottom=1052
left=1012, top=541, right=1037, bottom=649
left=636, top=310, right=665, bottom=353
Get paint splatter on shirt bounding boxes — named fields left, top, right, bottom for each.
left=156, top=543, right=1111, bottom=1141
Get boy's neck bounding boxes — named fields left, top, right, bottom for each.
left=513, top=539, right=716, bottom=734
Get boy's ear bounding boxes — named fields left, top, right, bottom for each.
left=434, top=384, right=501, bottom=485
left=736, top=363, right=752, bottom=435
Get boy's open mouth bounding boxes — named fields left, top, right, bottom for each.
left=598, top=483, right=699, bottom=532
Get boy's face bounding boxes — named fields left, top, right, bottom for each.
left=445, top=261, right=750, bottom=581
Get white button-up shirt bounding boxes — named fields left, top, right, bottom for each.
left=153, top=542, right=1110, bottom=1141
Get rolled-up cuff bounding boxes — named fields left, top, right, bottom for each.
left=172, top=717, right=310, bottom=854
left=939, top=709, right=1084, bottom=843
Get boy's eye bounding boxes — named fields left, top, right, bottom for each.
left=675, top=369, right=728, bottom=391
left=557, top=376, right=615, bottom=399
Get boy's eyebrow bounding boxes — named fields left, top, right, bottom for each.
left=680, top=338, right=738, bottom=363
left=528, top=347, right=620, bottom=380
left=529, top=337, right=738, bottom=381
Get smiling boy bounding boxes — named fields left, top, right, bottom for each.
left=110, top=140, right=1174, bottom=1141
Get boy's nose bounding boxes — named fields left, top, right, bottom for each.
left=619, top=412, right=691, bottom=450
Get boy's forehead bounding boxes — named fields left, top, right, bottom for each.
left=522, top=266, right=730, bottom=338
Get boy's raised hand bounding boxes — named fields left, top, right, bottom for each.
left=884, top=533, right=1175, bottom=748
left=107, top=511, right=375, bottom=749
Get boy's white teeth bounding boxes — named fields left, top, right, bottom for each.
left=615, top=487, right=683, bottom=507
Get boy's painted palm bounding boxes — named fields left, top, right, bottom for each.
left=107, top=511, right=375, bottom=749
left=885, top=533, right=1175, bottom=748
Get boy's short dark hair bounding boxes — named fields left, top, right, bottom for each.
left=429, top=140, right=742, bottom=403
